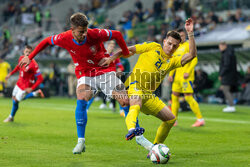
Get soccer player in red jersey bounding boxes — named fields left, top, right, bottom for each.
left=3, top=45, right=44, bottom=123
left=19, top=13, right=149, bottom=154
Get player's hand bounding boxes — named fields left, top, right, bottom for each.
left=168, top=76, right=173, bottom=82
left=5, top=74, right=10, bottom=80
left=25, top=88, right=33, bottom=93
left=185, top=18, right=194, bottom=33
left=184, top=73, right=189, bottom=79
left=98, top=57, right=112, bottom=67
left=19, top=56, right=31, bottom=68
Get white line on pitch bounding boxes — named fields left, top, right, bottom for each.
left=178, top=116, right=250, bottom=124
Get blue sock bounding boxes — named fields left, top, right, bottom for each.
left=86, top=97, right=95, bottom=110
left=119, top=103, right=123, bottom=111
left=24, top=92, right=34, bottom=100
left=122, top=105, right=140, bottom=128
left=122, top=105, right=130, bottom=117
left=75, top=100, right=88, bottom=138
left=10, top=100, right=19, bottom=117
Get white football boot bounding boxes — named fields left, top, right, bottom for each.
left=3, top=116, right=14, bottom=123
left=72, top=139, right=85, bottom=154
left=223, top=106, right=236, bottom=113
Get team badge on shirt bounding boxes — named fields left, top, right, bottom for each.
left=90, top=46, right=97, bottom=55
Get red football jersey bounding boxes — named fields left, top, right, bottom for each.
left=48, top=29, right=125, bottom=78
left=16, top=56, right=41, bottom=90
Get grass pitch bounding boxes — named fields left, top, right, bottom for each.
left=0, top=97, right=250, bottom=167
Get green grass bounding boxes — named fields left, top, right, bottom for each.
left=0, top=97, right=250, bottom=167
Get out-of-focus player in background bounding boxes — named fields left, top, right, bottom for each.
left=18, top=12, right=150, bottom=154
left=3, top=45, right=44, bottom=123
left=168, top=28, right=205, bottom=127
left=97, top=40, right=125, bottom=112
left=100, top=18, right=197, bottom=155
left=0, top=57, right=11, bottom=96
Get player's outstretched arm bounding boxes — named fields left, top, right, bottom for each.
left=6, top=65, right=19, bottom=80
left=19, top=37, right=51, bottom=68
left=98, top=46, right=136, bottom=67
left=181, top=18, right=197, bottom=66
left=110, top=30, right=130, bottom=56
left=31, top=74, right=44, bottom=91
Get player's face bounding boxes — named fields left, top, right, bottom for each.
left=23, top=48, right=32, bottom=56
left=72, top=26, right=88, bottom=42
left=179, top=31, right=186, bottom=43
left=163, top=37, right=180, bottom=56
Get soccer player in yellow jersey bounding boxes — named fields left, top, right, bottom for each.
left=99, top=18, right=196, bottom=152
left=168, top=28, right=205, bottom=127
left=0, top=58, right=11, bottom=95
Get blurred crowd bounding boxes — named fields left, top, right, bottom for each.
left=1, top=0, right=250, bottom=105
left=116, top=0, right=250, bottom=45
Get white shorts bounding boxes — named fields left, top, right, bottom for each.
left=77, top=72, right=123, bottom=97
left=12, top=85, right=27, bottom=101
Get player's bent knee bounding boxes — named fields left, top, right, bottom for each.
left=12, top=96, right=19, bottom=102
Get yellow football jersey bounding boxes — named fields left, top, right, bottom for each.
left=125, top=42, right=182, bottom=92
left=169, top=41, right=197, bottom=81
left=0, top=61, right=11, bottom=81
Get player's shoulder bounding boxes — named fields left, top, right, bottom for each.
left=87, top=28, right=99, bottom=37
left=141, top=41, right=161, bottom=47
left=87, top=28, right=107, bottom=39
left=55, top=30, right=72, bottom=40
left=183, top=40, right=189, bottom=46
left=137, top=41, right=162, bottom=51
left=19, top=55, right=25, bottom=61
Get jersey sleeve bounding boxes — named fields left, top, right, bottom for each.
left=9, top=65, right=19, bottom=76
left=169, top=56, right=182, bottom=71
left=135, top=42, right=161, bottom=54
left=169, top=68, right=176, bottom=77
left=185, top=57, right=198, bottom=74
left=98, top=29, right=113, bottom=41
left=49, top=33, right=65, bottom=46
left=31, top=61, right=43, bottom=90
left=29, top=32, right=66, bottom=60
left=98, top=29, right=129, bottom=56
left=33, top=61, right=42, bottom=77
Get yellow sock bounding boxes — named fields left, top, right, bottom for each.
left=185, top=95, right=203, bottom=119
left=153, top=118, right=176, bottom=144
left=125, top=105, right=140, bottom=130
left=0, top=83, right=3, bottom=91
left=171, top=94, right=179, bottom=117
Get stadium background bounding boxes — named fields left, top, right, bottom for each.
left=1, top=0, right=250, bottom=105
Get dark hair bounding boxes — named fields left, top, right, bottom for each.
left=70, top=12, right=88, bottom=28
left=166, top=31, right=181, bottom=42
left=25, top=45, right=32, bottom=50
left=177, top=28, right=185, bottom=33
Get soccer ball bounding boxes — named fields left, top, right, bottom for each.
left=150, top=144, right=171, bottom=164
